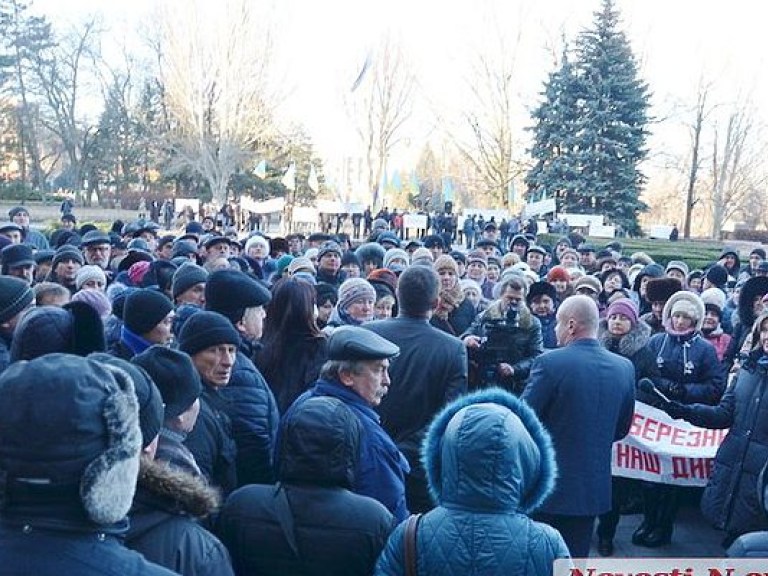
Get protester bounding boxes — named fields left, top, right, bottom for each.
left=367, top=265, right=468, bottom=513
left=324, top=277, right=377, bottom=333
left=218, top=396, right=394, bottom=575
left=0, top=354, right=175, bottom=575
left=659, top=311, right=768, bottom=548
left=256, top=276, right=328, bottom=413
left=0, top=276, right=35, bottom=373
left=284, top=325, right=410, bottom=521
left=375, top=388, right=568, bottom=575
left=522, top=295, right=636, bottom=558
left=430, top=255, right=476, bottom=336
left=110, top=289, right=175, bottom=359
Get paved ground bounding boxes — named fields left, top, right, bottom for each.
left=589, top=495, right=725, bottom=558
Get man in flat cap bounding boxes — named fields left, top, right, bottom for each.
left=284, top=325, right=409, bottom=522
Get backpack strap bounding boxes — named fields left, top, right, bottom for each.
left=403, top=513, right=423, bottom=576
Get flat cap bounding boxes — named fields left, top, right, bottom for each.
left=81, top=230, right=112, bottom=246
left=328, top=326, right=399, bottom=361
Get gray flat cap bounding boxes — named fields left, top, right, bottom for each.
left=328, top=326, right=399, bottom=361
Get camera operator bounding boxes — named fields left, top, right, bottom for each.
left=462, top=273, right=544, bottom=393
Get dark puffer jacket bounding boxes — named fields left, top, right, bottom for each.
left=217, top=396, right=394, bottom=576
left=598, top=318, right=656, bottom=400
left=126, top=459, right=234, bottom=576
left=375, top=388, right=569, bottom=575
left=430, top=298, right=476, bottom=337
left=217, top=347, right=280, bottom=486
left=677, top=352, right=768, bottom=537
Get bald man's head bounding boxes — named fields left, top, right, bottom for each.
left=556, top=294, right=599, bottom=345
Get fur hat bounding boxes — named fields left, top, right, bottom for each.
left=10, top=302, right=107, bottom=361
left=205, top=269, right=271, bottom=324
left=367, top=268, right=398, bottom=298
left=172, top=263, right=209, bottom=299
left=645, top=277, right=682, bottom=303
left=663, top=291, right=705, bottom=331
left=0, top=276, right=34, bottom=325
left=337, top=278, right=376, bottom=312
left=0, top=354, right=141, bottom=524
left=606, top=298, right=639, bottom=326
left=244, top=234, right=269, bottom=254
left=178, top=310, right=241, bottom=356
left=700, top=287, right=726, bottom=312
left=526, top=281, right=556, bottom=304
left=76, top=265, right=107, bottom=291
left=433, top=255, right=458, bottom=275
left=123, top=289, right=174, bottom=336
left=133, top=346, right=202, bottom=420
left=354, top=242, right=386, bottom=268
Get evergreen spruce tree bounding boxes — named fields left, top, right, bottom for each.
left=526, top=0, right=650, bottom=235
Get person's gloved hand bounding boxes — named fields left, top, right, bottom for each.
left=667, top=382, right=687, bottom=402
left=662, top=400, right=689, bottom=420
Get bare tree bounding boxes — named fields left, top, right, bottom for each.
left=347, top=34, right=414, bottom=209
left=155, top=0, right=279, bottom=206
left=682, top=81, right=711, bottom=239
left=708, top=100, right=767, bottom=239
left=446, top=26, right=524, bottom=207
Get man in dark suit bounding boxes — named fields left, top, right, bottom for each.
left=522, top=295, right=635, bottom=558
left=366, top=265, right=468, bottom=513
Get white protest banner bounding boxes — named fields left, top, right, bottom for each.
left=403, top=214, right=427, bottom=229
left=611, top=402, right=728, bottom=487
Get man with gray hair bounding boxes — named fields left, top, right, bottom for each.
left=521, top=294, right=635, bottom=558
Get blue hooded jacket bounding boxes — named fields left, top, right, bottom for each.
left=376, top=388, right=569, bottom=575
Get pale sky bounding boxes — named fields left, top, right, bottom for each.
left=34, top=0, right=768, bottom=196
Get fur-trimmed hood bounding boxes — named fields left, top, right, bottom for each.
left=662, top=291, right=705, bottom=332
left=422, top=388, right=557, bottom=514
left=131, top=457, right=220, bottom=526
left=599, top=318, right=652, bottom=358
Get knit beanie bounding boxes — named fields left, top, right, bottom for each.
left=128, top=261, right=151, bottom=286
left=433, top=255, right=458, bottom=275
left=123, top=289, right=174, bottom=336
left=606, top=298, right=639, bottom=326
left=205, top=269, right=272, bottom=323
left=76, top=265, right=107, bottom=291
left=383, top=248, right=409, bottom=272
left=133, top=346, right=202, bottom=419
left=0, top=276, right=34, bottom=324
left=288, top=257, right=315, bottom=276
left=71, top=289, right=112, bottom=319
left=172, top=262, right=209, bottom=299
left=573, top=275, right=601, bottom=295
left=317, top=241, right=342, bottom=261
left=665, top=260, right=689, bottom=277
left=341, top=251, right=361, bottom=269
left=178, top=310, right=241, bottom=356
left=411, top=247, right=434, bottom=265
left=337, top=278, right=376, bottom=312
left=466, top=250, right=487, bottom=267
left=52, top=244, right=84, bottom=268
left=705, top=264, right=729, bottom=287
left=172, top=240, right=198, bottom=260
left=751, top=247, right=767, bottom=260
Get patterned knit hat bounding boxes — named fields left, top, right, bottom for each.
left=337, top=278, right=376, bottom=311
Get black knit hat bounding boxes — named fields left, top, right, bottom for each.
left=1, top=243, right=35, bottom=272
left=172, top=262, right=209, bottom=299
left=0, top=276, right=34, bottom=324
left=133, top=346, right=202, bottom=419
left=89, top=353, right=163, bottom=449
left=52, top=244, right=85, bottom=268
left=205, top=269, right=271, bottom=323
left=123, top=289, right=174, bottom=335
left=315, top=282, right=338, bottom=306
left=178, top=310, right=241, bottom=356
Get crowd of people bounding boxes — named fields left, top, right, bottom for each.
left=0, top=203, right=768, bottom=574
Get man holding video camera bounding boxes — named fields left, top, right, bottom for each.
left=462, top=272, right=543, bottom=394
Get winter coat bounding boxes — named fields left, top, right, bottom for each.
left=126, top=459, right=234, bottom=576
left=463, top=300, right=544, bottom=391
left=640, top=311, right=665, bottom=335
left=184, top=384, right=239, bottom=496
left=429, top=298, right=476, bottom=337
left=217, top=348, right=280, bottom=486
left=375, top=388, right=569, bottom=576
left=521, top=339, right=636, bottom=516
left=727, top=460, right=768, bottom=557
left=646, top=331, right=725, bottom=405
left=217, top=395, right=395, bottom=576
left=287, top=379, right=410, bottom=522
left=537, top=312, right=558, bottom=349
left=256, top=335, right=328, bottom=414
left=598, top=319, right=656, bottom=403
left=680, top=352, right=768, bottom=537
left=704, top=328, right=732, bottom=363
left=155, top=427, right=202, bottom=479
left=0, top=497, right=175, bottom=576
left=0, top=331, right=11, bottom=375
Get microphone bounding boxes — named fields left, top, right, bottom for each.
left=638, top=378, right=673, bottom=404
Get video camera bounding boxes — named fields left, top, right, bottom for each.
left=475, top=305, right=523, bottom=393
